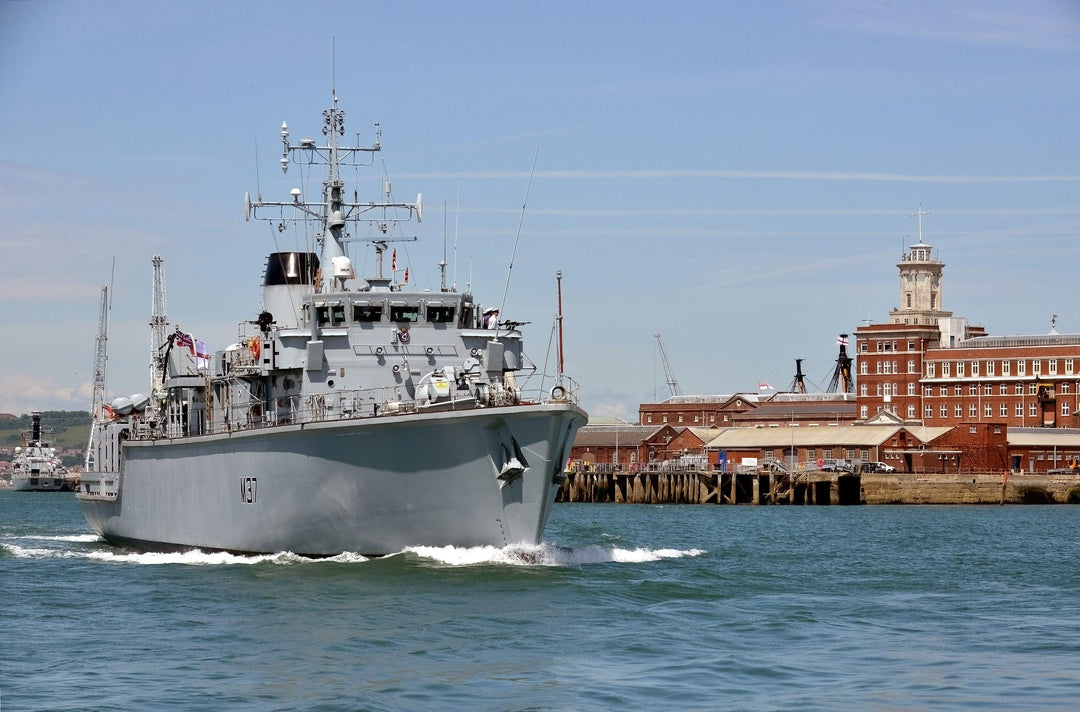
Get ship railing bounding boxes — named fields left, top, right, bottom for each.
left=151, top=377, right=576, bottom=439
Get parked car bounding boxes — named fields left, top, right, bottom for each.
left=861, top=461, right=896, bottom=473
left=821, top=459, right=855, bottom=473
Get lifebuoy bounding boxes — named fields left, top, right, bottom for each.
left=102, top=404, right=114, bottom=419
left=551, top=385, right=567, bottom=402
left=398, top=327, right=411, bottom=344
left=249, top=336, right=261, bottom=361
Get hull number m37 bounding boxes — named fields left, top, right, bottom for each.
left=241, top=477, right=258, bottom=504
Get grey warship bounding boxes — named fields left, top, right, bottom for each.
left=77, top=90, right=586, bottom=556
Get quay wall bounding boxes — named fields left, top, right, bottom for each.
left=556, top=469, right=1080, bottom=505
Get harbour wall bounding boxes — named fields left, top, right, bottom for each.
left=556, top=470, right=1080, bottom=505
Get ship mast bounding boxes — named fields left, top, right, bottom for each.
left=246, top=91, right=423, bottom=293
left=150, top=255, right=167, bottom=401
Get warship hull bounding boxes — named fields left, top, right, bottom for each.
left=79, top=402, right=584, bottom=556
left=11, top=475, right=66, bottom=492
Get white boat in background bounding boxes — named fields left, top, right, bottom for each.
left=77, top=87, right=586, bottom=556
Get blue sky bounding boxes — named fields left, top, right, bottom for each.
left=1, top=0, right=1079, bottom=419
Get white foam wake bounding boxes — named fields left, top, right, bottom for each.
left=406, top=542, right=706, bottom=567
left=2, top=539, right=701, bottom=568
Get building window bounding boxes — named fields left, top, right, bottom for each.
left=1002, top=361, right=1010, bottom=376
left=940, top=405, right=948, bottom=417
left=1015, top=384, right=1023, bottom=395
left=985, top=384, right=993, bottom=396
left=877, top=383, right=883, bottom=397
left=969, top=385, right=978, bottom=396
left=860, top=361, right=868, bottom=375
left=1015, top=403, right=1023, bottom=417
left=1049, top=359, right=1058, bottom=375
left=1017, top=360, right=1026, bottom=376
left=884, top=384, right=892, bottom=397
left=924, top=386, right=932, bottom=397
left=907, top=341, right=915, bottom=351
left=1030, top=403, right=1038, bottom=417
left=957, top=362, right=965, bottom=377
left=955, top=385, right=962, bottom=396
left=883, top=361, right=891, bottom=375
left=859, top=341, right=868, bottom=353
left=876, top=362, right=883, bottom=375
left=955, top=404, right=963, bottom=417
left=1032, top=360, right=1041, bottom=375
left=926, top=405, right=933, bottom=418
left=907, top=383, right=916, bottom=396
left=1064, top=403, right=1071, bottom=417
left=927, top=363, right=936, bottom=378
left=678, top=415, right=683, bottom=423
left=969, top=404, right=978, bottom=418
left=985, top=403, right=993, bottom=417
left=986, top=361, right=994, bottom=376
left=860, top=384, right=868, bottom=397
left=907, top=405, right=916, bottom=418
left=860, top=405, right=868, bottom=418
left=1029, top=384, right=1038, bottom=395
left=940, top=386, right=947, bottom=397
left=971, top=361, right=979, bottom=377
left=943, top=363, right=951, bottom=377
left=1000, top=403, right=1008, bottom=417
left=908, top=360, right=916, bottom=374
left=1067, top=358, right=1074, bottom=374
left=647, top=414, right=653, bottom=424
left=999, top=384, right=1007, bottom=395
left=1063, top=383, right=1071, bottom=395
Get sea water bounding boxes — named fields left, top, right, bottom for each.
left=2, top=491, right=1080, bottom=711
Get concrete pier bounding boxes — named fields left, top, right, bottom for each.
left=556, top=468, right=1080, bottom=505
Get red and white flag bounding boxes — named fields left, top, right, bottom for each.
left=836, top=335, right=848, bottom=346
left=758, top=381, right=773, bottom=391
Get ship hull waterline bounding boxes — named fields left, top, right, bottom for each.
left=78, top=402, right=584, bottom=557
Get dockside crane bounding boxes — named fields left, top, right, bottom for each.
left=654, top=332, right=683, bottom=397
left=85, top=284, right=110, bottom=472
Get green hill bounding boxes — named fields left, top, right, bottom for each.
left=0, top=411, right=92, bottom=451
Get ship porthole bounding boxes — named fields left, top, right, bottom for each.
left=327, top=379, right=336, bottom=388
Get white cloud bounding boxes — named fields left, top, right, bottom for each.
left=0, top=374, right=92, bottom=416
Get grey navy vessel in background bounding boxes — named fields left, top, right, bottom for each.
left=77, top=90, right=586, bottom=556
left=11, top=412, right=68, bottom=492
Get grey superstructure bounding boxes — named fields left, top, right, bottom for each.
left=77, top=91, right=586, bottom=556
left=11, top=412, right=68, bottom=492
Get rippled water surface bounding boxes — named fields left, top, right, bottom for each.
left=3, top=491, right=1080, bottom=711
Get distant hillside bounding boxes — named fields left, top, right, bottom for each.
left=0, top=410, right=92, bottom=451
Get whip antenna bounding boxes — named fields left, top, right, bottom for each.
left=495, top=147, right=539, bottom=338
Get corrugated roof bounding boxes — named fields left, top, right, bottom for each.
left=704, top=424, right=936, bottom=449
left=1007, top=428, right=1080, bottom=447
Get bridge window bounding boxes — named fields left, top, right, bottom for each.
left=353, top=304, right=384, bottom=323
left=389, top=304, right=420, bottom=323
left=427, top=305, right=456, bottom=323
